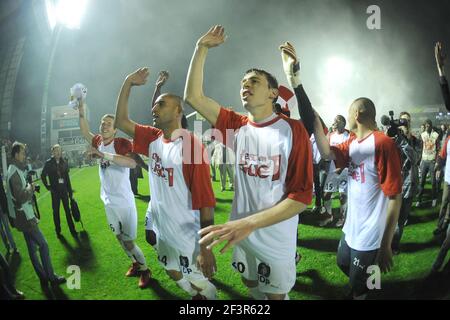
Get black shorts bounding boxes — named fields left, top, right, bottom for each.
left=336, top=234, right=378, bottom=296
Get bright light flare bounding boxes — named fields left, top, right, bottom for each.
left=46, top=0, right=89, bottom=30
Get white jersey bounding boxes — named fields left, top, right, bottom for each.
left=133, top=125, right=216, bottom=253
left=328, top=130, right=351, bottom=174
left=92, top=135, right=135, bottom=208
left=214, top=108, right=313, bottom=261
left=439, top=136, right=450, bottom=184
left=332, top=131, right=402, bottom=251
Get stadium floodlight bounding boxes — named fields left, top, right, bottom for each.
left=46, top=0, right=89, bottom=30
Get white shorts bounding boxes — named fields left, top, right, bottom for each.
left=105, top=205, right=137, bottom=241
left=144, top=202, right=153, bottom=231
left=324, top=169, right=348, bottom=193
left=155, top=237, right=206, bottom=283
left=232, top=244, right=296, bottom=295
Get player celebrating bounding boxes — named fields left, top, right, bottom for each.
left=115, top=68, right=217, bottom=300
left=185, top=26, right=313, bottom=300
left=78, top=104, right=151, bottom=289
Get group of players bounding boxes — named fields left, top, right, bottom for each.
left=5, top=26, right=449, bottom=300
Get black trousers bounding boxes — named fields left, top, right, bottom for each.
left=51, top=189, right=75, bottom=234
left=0, top=252, right=17, bottom=299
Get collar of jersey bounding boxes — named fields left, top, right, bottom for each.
left=248, top=113, right=281, bottom=128
left=357, top=131, right=374, bottom=144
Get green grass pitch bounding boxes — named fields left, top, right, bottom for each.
left=3, top=166, right=449, bottom=300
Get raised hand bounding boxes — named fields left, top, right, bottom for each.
left=197, top=25, right=227, bottom=49
left=156, top=71, right=169, bottom=87
left=279, top=41, right=301, bottom=88
left=126, top=67, right=150, bottom=86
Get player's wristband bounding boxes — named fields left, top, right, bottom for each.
left=103, top=152, right=114, bottom=162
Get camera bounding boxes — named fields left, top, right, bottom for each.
left=26, top=170, right=40, bottom=193
left=380, top=111, right=409, bottom=138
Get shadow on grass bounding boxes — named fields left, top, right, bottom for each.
left=146, top=278, right=183, bottom=300
left=50, top=284, right=69, bottom=300
left=369, top=271, right=450, bottom=300
left=211, top=278, right=250, bottom=300
left=293, top=269, right=346, bottom=299
left=58, top=231, right=96, bottom=271
left=407, top=211, right=439, bottom=226
left=6, top=251, right=21, bottom=281
left=399, top=239, right=441, bottom=253
left=215, top=198, right=233, bottom=204
left=297, top=238, right=340, bottom=253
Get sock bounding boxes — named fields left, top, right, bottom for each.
left=340, top=202, right=347, bottom=218
left=324, top=200, right=332, bottom=215
left=176, top=278, right=198, bottom=297
left=284, top=293, right=290, bottom=300
left=198, top=281, right=217, bottom=300
left=119, top=241, right=136, bottom=262
left=128, top=245, right=148, bottom=271
left=249, top=287, right=266, bottom=300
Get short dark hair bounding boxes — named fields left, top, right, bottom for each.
left=336, top=115, right=346, bottom=126
left=245, top=68, right=279, bottom=90
left=425, top=119, right=432, bottom=126
left=11, top=142, right=25, bottom=158
left=399, top=111, right=411, bottom=119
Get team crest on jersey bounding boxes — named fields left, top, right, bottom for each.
left=151, top=153, right=174, bottom=187
left=239, top=152, right=281, bottom=181
left=348, top=161, right=365, bottom=183
left=100, top=159, right=111, bottom=169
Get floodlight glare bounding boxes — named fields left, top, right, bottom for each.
left=46, top=0, right=88, bottom=30
left=325, top=57, right=353, bottom=84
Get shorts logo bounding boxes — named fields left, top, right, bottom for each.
left=257, top=262, right=271, bottom=285
left=100, top=160, right=111, bottom=169
left=179, top=256, right=192, bottom=275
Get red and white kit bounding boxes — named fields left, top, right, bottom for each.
left=92, top=135, right=137, bottom=241
left=324, top=130, right=352, bottom=193
left=214, top=108, right=313, bottom=293
left=133, top=125, right=216, bottom=279
left=331, top=131, right=402, bottom=251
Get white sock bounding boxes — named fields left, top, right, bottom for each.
left=284, top=293, right=290, bottom=300
left=176, top=278, right=198, bottom=297
left=129, top=245, right=148, bottom=270
left=198, top=281, right=217, bottom=300
left=119, top=241, right=136, bottom=262
left=324, top=200, right=332, bottom=215
left=249, top=287, right=266, bottom=300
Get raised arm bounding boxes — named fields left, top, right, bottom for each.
left=279, top=42, right=327, bottom=137
left=184, top=26, right=226, bottom=126
left=115, top=68, right=150, bottom=138
left=78, top=102, right=95, bottom=144
left=435, top=42, right=450, bottom=111
left=151, top=71, right=169, bottom=108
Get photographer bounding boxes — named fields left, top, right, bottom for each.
left=6, top=142, right=65, bottom=287
left=41, top=144, right=77, bottom=237
left=384, top=112, right=420, bottom=254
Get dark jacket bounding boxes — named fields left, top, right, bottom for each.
left=41, top=157, right=72, bottom=194
left=0, top=174, right=8, bottom=215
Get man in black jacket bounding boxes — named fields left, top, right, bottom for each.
left=41, top=144, right=76, bottom=237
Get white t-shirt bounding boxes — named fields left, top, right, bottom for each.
left=133, top=125, right=216, bottom=253
left=421, top=131, right=440, bottom=161
left=92, top=135, right=135, bottom=208
left=214, top=108, right=313, bottom=261
left=331, top=131, right=402, bottom=251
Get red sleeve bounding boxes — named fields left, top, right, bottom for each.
left=440, top=136, right=450, bottom=160
left=285, top=119, right=313, bottom=205
left=214, top=107, right=248, bottom=149
left=133, top=124, right=162, bottom=156
left=330, top=137, right=353, bottom=169
left=114, top=138, right=132, bottom=156
left=92, top=135, right=102, bottom=148
left=374, top=132, right=402, bottom=197
left=182, top=134, right=216, bottom=210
